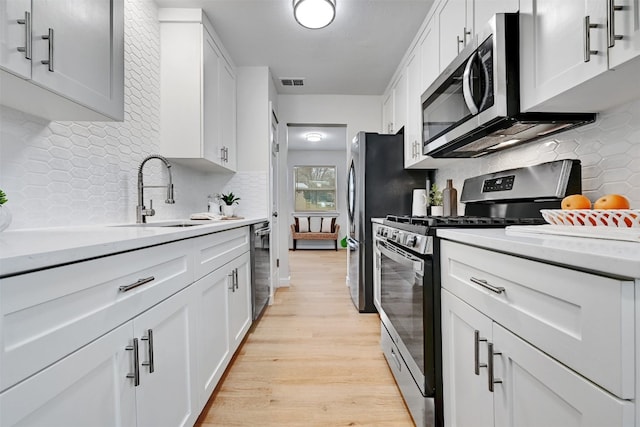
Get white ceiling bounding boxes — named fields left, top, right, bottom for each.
left=287, top=125, right=347, bottom=150
left=153, top=0, right=434, bottom=95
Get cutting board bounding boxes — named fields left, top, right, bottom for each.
left=506, top=225, right=640, bottom=243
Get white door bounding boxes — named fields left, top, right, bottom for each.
left=392, top=70, right=407, bottom=133
left=382, top=91, right=394, bottom=133
left=193, top=266, right=230, bottom=404
left=519, top=0, right=608, bottom=112
left=0, top=322, right=136, bottom=427
left=269, top=103, right=280, bottom=301
left=493, top=324, right=634, bottom=427
left=203, top=27, right=222, bottom=165
left=30, top=0, right=124, bottom=119
left=608, top=0, right=640, bottom=68
left=441, top=290, right=494, bottom=427
left=0, top=0, right=31, bottom=78
left=228, top=252, right=252, bottom=353
left=220, top=57, right=236, bottom=170
left=420, top=15, right=440, bottom=93
left=405, top=48, right=424, bottom=168
left=438, top=0, right=467, bottom=69
left=134, top=286, right=199, bottom=427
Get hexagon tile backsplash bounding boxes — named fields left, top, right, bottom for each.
left=434, top=98, right=640, bottom=212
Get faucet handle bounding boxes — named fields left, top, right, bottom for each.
left=148, top=199, right=156, bottom=217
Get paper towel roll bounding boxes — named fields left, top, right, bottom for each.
left=412, top=189, right=428, bottom=216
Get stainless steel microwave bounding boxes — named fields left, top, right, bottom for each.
left=421, top=13, right=595, bottom=158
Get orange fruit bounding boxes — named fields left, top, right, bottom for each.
left=561, top=194, right=591, bottom=210
left=593, top=194, right=630, bottom=210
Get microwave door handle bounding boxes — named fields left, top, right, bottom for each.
left=462, top=53, right=479, bottom=115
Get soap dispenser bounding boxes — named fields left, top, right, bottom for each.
left=443, top=179, right=458, bottom=217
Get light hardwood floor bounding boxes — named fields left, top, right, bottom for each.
left=196, top=250, right=414, bottom=426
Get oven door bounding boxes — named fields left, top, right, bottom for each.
left=376, top=239, right=427, bottom=395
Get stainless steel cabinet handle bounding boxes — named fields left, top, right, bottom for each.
left=487, top=342, right=502, bottom=392
left=584, top=16, right=599, bottom=62
left=16, top=11, right=31, bottom=59
left=119, top=276, right=155, bottom=293
left=141, top=329, right=155, bottom=373
left=40, top=28, right=53, bottom=71
left=228, top=271, right=235, bottom=291
left=457, top=35, right=464, bottom=54
left=607, top=0, right=623, bottom=48
left=233, top=268, right=239, bottom=290
left=474, top=330, right=488, bottom=375
left=125, top=338, right=140, bottom=386
left=463, top=26, right=471, bottom=43
left=470, top=277, right=505, bottom=294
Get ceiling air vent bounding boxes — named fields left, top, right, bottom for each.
left=280, top=78, right=305, bottom=87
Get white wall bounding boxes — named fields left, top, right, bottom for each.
left=287, top=150, right=347, bottom=250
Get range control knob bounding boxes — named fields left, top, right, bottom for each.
left=406, top=235, right=418, bottom=247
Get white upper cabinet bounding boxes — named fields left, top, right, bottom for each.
left=437, top=0, right=469, bottom=70
left=608, top=0, right=640, bottom=68
left=0, top=0, right=124, bottom=121
left=420, top=16, right=440, bottom=94
left=520, top=0, right=640, bottom=112
left=473, top=0, right=519, bottom=34
left=382, top=90, right=394, bottom=134
left=159, top=9, right=237, bottom=173
left=0, top=0, right=31, bottom=79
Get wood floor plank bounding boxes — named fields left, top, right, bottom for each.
left=196, top=250, right=414, bottom=426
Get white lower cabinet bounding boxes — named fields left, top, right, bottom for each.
left=0, top=226, right=253, bottom=426
left=0, top=322, right=136, bottom=427
left=0, top=283, right=199, bottom=427
left=440, top=239, right=636, bottom=427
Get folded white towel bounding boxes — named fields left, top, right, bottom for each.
left=190, top=212, right=224, bottom=220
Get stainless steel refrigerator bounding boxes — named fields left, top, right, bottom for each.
left=346, top=132, right=427, bottom=313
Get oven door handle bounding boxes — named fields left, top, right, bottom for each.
left=377, top=240, right=424, bottom=271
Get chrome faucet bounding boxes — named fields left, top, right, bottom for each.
left=137, top=154, right=175, bottom=223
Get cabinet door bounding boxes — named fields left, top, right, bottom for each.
left=203, top=27, right=222, bottom=165
left=420, top=16, right=440, bottom=93
left=193, top=265, right=230, bottom=405
left=608, top=0, right=640, bottom=68
left=519, top=0, right=608, bottom=112
left=134, top=285, right=199, bottom=427
left=220, top=57, right=237, bottom=171
left=393, top=70, right=407, bottom=134
left=0, top=322, right=136, bottom=427
left=493, top=324, right=634, bottom=427
left=404, top=49, right=425, bottom=168
left=382, top=90, right=394, bottom=133
left=441, top=290, right=494, bottom=427
left=0, top=0, right=31, bottom=78
left=30, top=0, right=124, bottom=120
left=438, top=0, right=467, bottom=69
left=228, top=252, right=252, bottom=353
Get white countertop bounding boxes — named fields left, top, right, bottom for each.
left=0, top=217, right=267, bottom=277
left=437, top=228, right=640, bottom=279
left=371, top=218, right=384, bottom=224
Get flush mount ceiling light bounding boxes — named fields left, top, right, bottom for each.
left=293, top=0, right=336, bottom=29
left=305, top=132, right=323, bottom=142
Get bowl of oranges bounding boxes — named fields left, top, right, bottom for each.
left=541, top=194, right=639, bottom=227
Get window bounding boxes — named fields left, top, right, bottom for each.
left=294, top=166, right=337, bottom=212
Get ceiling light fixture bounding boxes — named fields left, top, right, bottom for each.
left=305, top=132, right=323, bottom=142
left=293, top=0, right=336, bottom=30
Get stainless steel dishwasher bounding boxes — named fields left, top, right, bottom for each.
left=250, top=221, right=270, bottom=320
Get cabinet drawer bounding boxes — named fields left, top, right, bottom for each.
left=440, top=240, right=635, bottom=399
left=0, top=239, right=194, bottom=392
left=193, top=227, right=250, bottom=280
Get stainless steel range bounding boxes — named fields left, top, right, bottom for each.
left=374, top=159, right=582, bottom=427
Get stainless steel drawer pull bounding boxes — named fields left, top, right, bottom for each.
left=584, top=16, right=599, bottom=62
left=234, top=268, right=239, bottom=290
left=16, top=11, right=31, bottom=59
left=474, top=330, right=487, bottom=375
left=40, top=28, right=53, bottom=71
left=118, top=276, right=155, bottom=293
left=488, top=342, right=502, bottom=392
left=607, top=0, right=623, bottom=48
left=470, top=277, right=505, bottom=294
left=125, top=338, right=140, bottom=386
left=228, top=271, right=235, bottom=292
left=141, top=329, right=155, bottom=373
